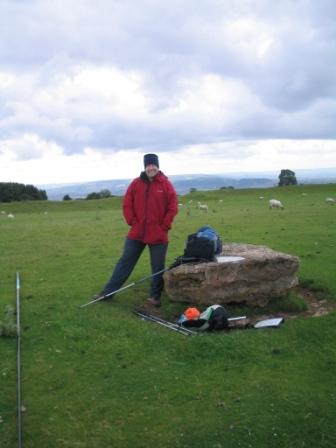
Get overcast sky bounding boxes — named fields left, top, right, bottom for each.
left=1, top=0, right=336, bottom=185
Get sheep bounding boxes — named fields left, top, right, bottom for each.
left=178, top=203, right=184, bottom=207
left=326, top=197, right=335, bottom=204
left=269, top=199, right=284, bottom=210
left=7, top=213, right=15, bottom=218
left=259, top=196, right=264, bottom=200
left=197, top=203, right=208, bottom=212
left=1, top=211, right=6, bottom=214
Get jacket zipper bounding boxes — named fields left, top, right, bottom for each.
left=142, top=181, right=151, bottom=240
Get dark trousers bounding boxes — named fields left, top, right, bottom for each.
left=102, top=237, right=168, bottom=300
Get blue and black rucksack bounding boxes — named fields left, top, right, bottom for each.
left=183, top=226, right=222, bottom=261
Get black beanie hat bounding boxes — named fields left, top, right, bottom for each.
left=144, top=153, right=159, bottom=168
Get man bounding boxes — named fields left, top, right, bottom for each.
left=94, top=153, right=178, bottom=307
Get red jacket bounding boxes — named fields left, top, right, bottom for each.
left=122, top=171, right=178, bottom=244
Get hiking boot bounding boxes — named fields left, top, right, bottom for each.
left=147, top=297, right=161, bottom=308
left=91, top=293, right=103, bottom=302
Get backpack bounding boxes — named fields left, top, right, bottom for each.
left=183, top=226, right=222, bottom=261
left=180, top=305, right=229, bottom=331
left=206, top=305, right=229, bottom=330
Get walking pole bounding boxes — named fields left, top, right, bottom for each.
left=134, top=310, right=196, bottom=336
left=80, top=267, right=170, bottom=308
left=16, top=272, right=23, bottom=448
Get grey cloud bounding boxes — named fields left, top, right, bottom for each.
left=1, top=0, right=336, bottom=157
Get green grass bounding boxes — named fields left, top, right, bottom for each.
left=1, top=184, right=336, bottom=447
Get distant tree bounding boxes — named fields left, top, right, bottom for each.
left=0, top=182, right=47, bottom=202
left=278, top=169, right=297, bottom=186
left=63, top=194, right=72, bottom=201
left=189, top=187, right=197, bottom=193
left=99, top=189, right=112, bottom=198
left=86, top=192, right=101, bottom=200
left=220, top=186, right=227, bottom=190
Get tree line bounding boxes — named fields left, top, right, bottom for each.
left=189, top=170, right=297, bottom=193
left=0, top=182, right=48, bottom=202
left=1, top=170, right=297, bottom=203
left=63, top=189, right=113, bottom=201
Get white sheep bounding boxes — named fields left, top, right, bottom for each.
left=259, top=196, right=264, bottom=200
left=269, top=199, right=284, bottom=210
left=178, top=203, right=183, bottom=207
left=1, top=211, right=6, bottom=214
left=7, top=213, right=15, bottom=218
left=197, top=203, right=208, bottom=212
left=326, top=197, right=335, bottom=204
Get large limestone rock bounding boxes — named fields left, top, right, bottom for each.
left=164, top=243, right=300, bottom=306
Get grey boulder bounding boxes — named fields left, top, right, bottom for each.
left=164, top=243, right=299, bottom=306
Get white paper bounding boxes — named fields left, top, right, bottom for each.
left=216, top=256, right=245, bottom=263
left=254, top=318, right=284, bottom=328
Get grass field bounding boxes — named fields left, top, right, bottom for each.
left=1, top=184, right=336, bottom=447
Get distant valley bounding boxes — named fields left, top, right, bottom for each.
left=41, top=168, right=336, bottom=200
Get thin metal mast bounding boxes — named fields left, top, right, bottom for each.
left=16, top=272, right=22, bottom=448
